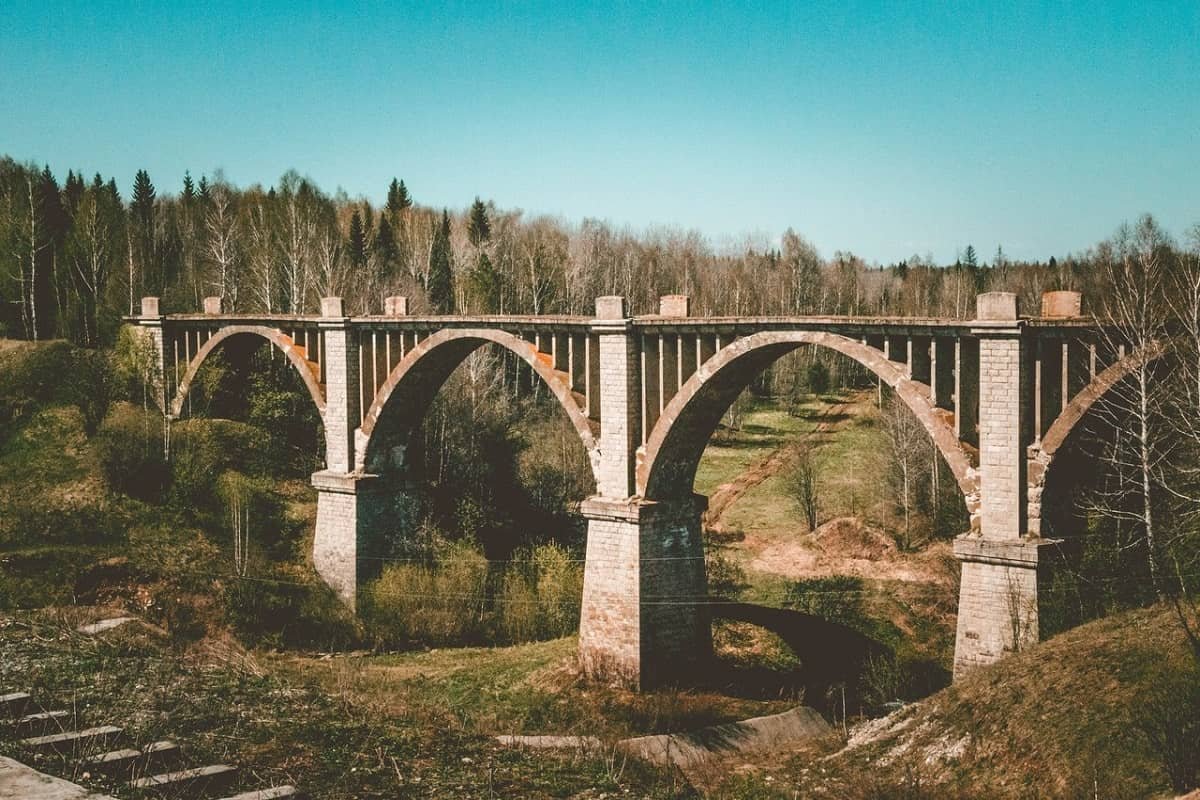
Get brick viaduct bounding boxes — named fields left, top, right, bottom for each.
left=129, top=289, right=1142, bottom=687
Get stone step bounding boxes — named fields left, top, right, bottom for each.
left=129, top=763, right=238, bottom=796
left=83, top=746, right=141, bottom=775
left=13, top=709, right=70, bottom=737
left=21, top=724, right=123, bottom=755
left=217, top=787, right=300, bottom=800
left=0, top=692, right=31, bottom=718
left=77, top=617, right=136, bottom=635
left=82, top=739, right=181, bottom=777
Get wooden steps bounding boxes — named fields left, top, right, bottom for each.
left=82, top=739, right=181, bottom=777
left=21, top=724, right=122, bottom=755
left=218, top=787, right=300, bottom=800
left=13, top=709, right=70, bottom=736
left=0, top=692, right=31, bottom=718
left=129, top=763, right=238, bottom=796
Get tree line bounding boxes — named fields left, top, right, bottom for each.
left=0, top=156, right=1155, bottom=349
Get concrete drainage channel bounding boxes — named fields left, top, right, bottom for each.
left=0, top=617, right=300, bottom=800
left=497, top=705, right=833, bottom=782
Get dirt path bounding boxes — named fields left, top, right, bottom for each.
left=704, top=399, right=855, bottom=533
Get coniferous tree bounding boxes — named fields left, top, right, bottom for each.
left=387, top=178, right=413, bottom=215
left=427, top=209, right=454, bottom=313
left=198, top=175, right=210, bottom=202
left=131, top=169, right=157, bottom=293
left=374, top=214, right=399, bottom=275
left=468, top=197, right=491, bottom=248
left=182, top=171, right=196, bottom=204
left=348, top=210, right=368, bottom=270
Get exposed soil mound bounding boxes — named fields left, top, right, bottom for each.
left=812, top=516, right=896, bottom=561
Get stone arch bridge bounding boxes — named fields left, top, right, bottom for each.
left=130, top=290, right=1129, bottom=687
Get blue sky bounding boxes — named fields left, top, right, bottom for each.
left=2, top=1, right=1197, bottom=263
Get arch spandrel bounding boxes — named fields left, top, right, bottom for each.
left=357, top=328, right=599, bottom=482
left=170, top=325, right=326, bottom=419
left=636, top=330, right=979, bottom=513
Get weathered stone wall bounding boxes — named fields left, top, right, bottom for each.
left=594, top=298, right=639, bottom=497
left=578, top=497, right=710, bottom=688
left=952, top=538, right=1046, bottom=677
left=321, top=308, right=359, bottom=473
left=977, top=332, right=1028, bottom=539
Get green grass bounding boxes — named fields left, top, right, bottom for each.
left=706, top=603, right=1200, bottom=799
left=276, top=635, right=794, bottom=741
left=0, top=608, right=694, bottom=799
left=692, top=395, right=828, bottom=496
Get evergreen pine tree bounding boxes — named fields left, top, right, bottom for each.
left=426, top=209, right=454, bottom=313
left=386, top=179, right=413, bottom=214
left=374, top=214, right=399, bottom=273
left=467, top=197, right=491, bottom=248
left=182, top=171, right=195, bottom=203
left=963, top=244, right=978, bottom=268
left=469, top=251, right=501, bottom=313
left=198, top=175, right=210, bottom=201
left=348, top=210, right=368, bottom=270
left=131, top=169, right=158, bottom=292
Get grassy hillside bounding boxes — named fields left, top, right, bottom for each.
left=710, top=602, right=1200, bottom=799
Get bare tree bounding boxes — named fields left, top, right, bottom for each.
left=784, top=444, right=821, bottom=531
left=1090, top=215, right=1174, bottom=596
left=882, top=392, right=928, bottom=550
left=205, top=178, right=240, bottom=309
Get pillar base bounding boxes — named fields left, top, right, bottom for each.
left=952, top=534, right=1059, bottom=679
left=312, top=471, right=416, bottom=610
left=578, top=495, right=711, bottom=689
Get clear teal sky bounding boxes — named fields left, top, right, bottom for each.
left=2, top=1, right=1197, bottom=263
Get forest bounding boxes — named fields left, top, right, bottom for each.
left=1, top=157, right=1111, bottom=345
left=4, top=155, right=1200, bottom=650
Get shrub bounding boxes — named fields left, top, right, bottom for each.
left=806, top=360, right=831, bottom=396
left=705, top=542, right=748, bottom=599
left=224, top=569, right=359, bottom=650
left=94, top=402, right=167, bottom=500
left=362, top=541, right=490, bottom=647
left=0, top=340, right=111, bottom=434
left=169, top=419, right=273, bottom=509
left=497, top=542, right=583, bottom=642
left=1135, top=667, right=1200, bottom=793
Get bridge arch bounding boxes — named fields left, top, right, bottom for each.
left=170, top=325, right=326, bottom=419
left=357, top=328, right=599, bottom=481
left=1027, top=340, right=1166, bottom=535
left=636, top=330, right=979, bottom=513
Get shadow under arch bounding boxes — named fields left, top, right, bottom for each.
left=357, top=328, right=599, bottom=482
left=170, top=325, right=326, bottom=419
left=711, top=602, right=890, bottom=701
left=636, top=330, right=979, bottom=511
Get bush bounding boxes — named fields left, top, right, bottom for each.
left=806, top=360, right=831, bottom=396
left=224, top=569, right=359, bottom=650
left=705, top=541, right=748, bottom=599
left=94, top=402, right=167, bottom=500
left=169, top=419, right=274, bottom=509
left=362, top=542, right=490, bottom=646
left=497, top=542, right=582, bottom=643
left=1135, top=667, right=1200, bottom=793
left=0, top=340, right=111, bottom=434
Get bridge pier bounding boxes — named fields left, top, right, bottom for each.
left=578, top=496, right=711, bottom=688
left=953, top=292, right=1045, bottom=678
